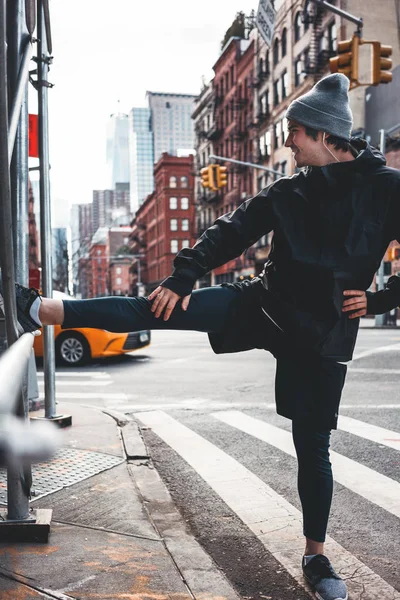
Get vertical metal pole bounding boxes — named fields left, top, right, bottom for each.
left=0, top=0, right=30, bottom=521
left=375, top=129, right=386, bottom=327
left=9, top=0, right=30, bottom=418
left=37, top=0, right=56, bottom=417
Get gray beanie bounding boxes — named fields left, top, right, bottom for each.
left=285, top=73, right=353, bottom=140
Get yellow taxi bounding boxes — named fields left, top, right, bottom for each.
left=33, top=291, right=151, bottom=366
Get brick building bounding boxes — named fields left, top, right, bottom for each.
left=130, top=154, right=196, bottom=295
left=195, top=37, right=257, bottom=284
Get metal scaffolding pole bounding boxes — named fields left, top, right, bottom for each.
left=0, top=0, right=31, bottom=522
left=37, top=0, right=56, bottom=418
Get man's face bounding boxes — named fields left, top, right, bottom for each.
left=284, top=120, right=324, bottom=167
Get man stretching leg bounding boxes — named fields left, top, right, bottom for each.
left=3, top=73, right=400, bottom=600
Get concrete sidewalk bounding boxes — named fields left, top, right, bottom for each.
left=0, top=402, right=240, bottom=600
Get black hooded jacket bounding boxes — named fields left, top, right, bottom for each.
left=161, top=140, right=400, bottom=361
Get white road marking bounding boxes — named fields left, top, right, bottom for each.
left=135, top=410, right=400, bottom=600
left=338, top=415, right=400, bottom=450
left=348, top=367, right=400, bottom=374
left=37, top=380, right=111, bottom=387
left=39, top=392, right=129, bottom=400
left=117, top=401, right=400, bottom=413
left=352, top=342, right=400, bottom=361
left=36, top=371, right=110, bottom=378
left=214, top=411, right=400, bottom=519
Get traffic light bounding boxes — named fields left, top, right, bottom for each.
left=387, top=246, right=400, bottom=261
left=216, top=165, right=228, bottom=189
left=329, top=34, right=359, bottom=88
left=200, top=165, right=217, bottom=191
left=371, top=41, right=392, bottom=85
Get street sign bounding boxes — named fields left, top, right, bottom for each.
left=256, top=0, right=276, bottom=48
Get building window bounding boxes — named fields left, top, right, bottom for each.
left=265, top=130, right=271, bottom=155
left=169, top=197, right=178, bottom=209
left=182, top=218, right=189, bottom=231
left=282, top=118, right=288, bottom=145
left=180, top=176, right=188, bottom=187
left=328, top=21, right=337, bottom=52
left=169, top=176, right=177, bottom=188
left=274, top=121, right=281, bottom=149
left=304, top=47, right=310, bottom=73
left=273, top=38, right=279, bottom=65
left=170, top=239, right=178, bottom=253
left=295, top=57, right=303, bottom=87
left=170, top=218, right=178, bottom=231
left=265, top=50, right=270, bottom=75
left=182, top=240, right=190, bottom=249
left=116, top=267, right=122, bottom=274
left=281, top=70, right=288, bottom=99
left=281, top=160, right=287, bottom=176
left=181, top=197, right=189, bottom=209
left=273, top=80, right=279, bottom=106
left=294, top=11, right=301, bottom=42
left=281, top=28, right=287, bottom=57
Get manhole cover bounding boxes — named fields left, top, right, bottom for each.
left=0, top=448, right=124, bottom=505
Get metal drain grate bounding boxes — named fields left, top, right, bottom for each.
left=0, top=448, right=124, bottom=505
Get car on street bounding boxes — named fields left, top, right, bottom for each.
left=33, top=291, right=151, bottom=366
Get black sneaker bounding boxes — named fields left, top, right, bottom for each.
left=302, top=554, right=348, bottom=600
left=0, top=273, right=42, bottom=334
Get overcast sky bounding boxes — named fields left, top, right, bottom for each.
left=33, top=0, right=265, bottom=225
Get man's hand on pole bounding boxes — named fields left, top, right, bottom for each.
left=148, top=286, right=191, bottom=321
left=342, top=290, right=367, bottom=318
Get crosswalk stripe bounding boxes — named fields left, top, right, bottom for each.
left=36, top=371, right=110, bottom=378
left=348, top=367, right=400, bottom=374
left=213, top=411, right=400, bottom=519
left=338, top=415, right=400, bottom=451
left=39, top=392, right=129, bottom=400
left=352, top=342, right=400, bottom=361
left=135, top=410, right=400, bottom=600
left=37, top=380, right=111, bottom=387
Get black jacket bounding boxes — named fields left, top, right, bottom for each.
left=162, top=140, right=400, bottom=361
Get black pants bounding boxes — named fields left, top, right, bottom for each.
left=63, top=285, right=334, bottom=542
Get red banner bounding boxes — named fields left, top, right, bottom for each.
left=29, top=113, right=39, bottom=158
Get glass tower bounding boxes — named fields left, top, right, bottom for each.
left=106, top=112, right=130, bottom=189
left=147, top=92, right=196, bottom=163
left=129, top=107, right=154, bottom=215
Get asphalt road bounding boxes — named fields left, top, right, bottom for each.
left=38, top=322, right=400, bottom=599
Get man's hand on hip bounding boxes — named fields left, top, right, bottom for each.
left=342, top=290, right=367, bottom=318
left=148, top=286, right=191, bottom=321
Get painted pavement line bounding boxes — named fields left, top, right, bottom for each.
left=135, top=410, right=400, bottom=600
left=37, top=380, right=112, bottom=387
left=213, top=411, right=400, bottom=519
left=352, top=342, right=400, bottom=361
left=120, top=401, right=400, bottom=412
left=348, top=367, right=400, bottom=374
left=36, top=371, right=111, bottom=378
left=39, top=392, right=129, bottom=400
left=338, top=415, right=400, bottom=450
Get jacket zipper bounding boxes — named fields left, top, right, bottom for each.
left=261, top=307, right=285, bottom=333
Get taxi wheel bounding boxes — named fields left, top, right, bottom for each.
left=56, top=332, right=91, bottom=367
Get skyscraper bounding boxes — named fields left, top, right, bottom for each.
left=106, top=112, right=130, bottom=189
left=92, top=183, right=131, bottom=231
left=147, top=92, right=196, bottom=162
left=129, top=107, right=154, bottom=215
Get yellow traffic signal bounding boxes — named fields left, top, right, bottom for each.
left=388, top=246, right=400, bottom=261
left=216, top=165, right=228, bottom=189
left=200, top=165, right=217, bottom=191
left=329, top=35, right=359, bottom=87
left=371, top=41, right=392, bottom=85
